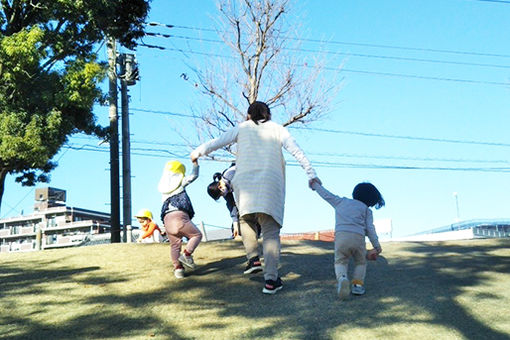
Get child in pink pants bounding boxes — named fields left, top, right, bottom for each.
left=158, top=160, right=202, bottom=279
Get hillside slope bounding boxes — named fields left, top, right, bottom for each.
left=1, top=239, right=510, bottom=339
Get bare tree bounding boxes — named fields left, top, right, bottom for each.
left=187, top=0, right=342, bottom=147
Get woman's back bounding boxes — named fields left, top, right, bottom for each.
left=233, top=120, right=287, bottom=225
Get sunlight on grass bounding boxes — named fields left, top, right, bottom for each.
left=1, top=238, right=510, bottom=339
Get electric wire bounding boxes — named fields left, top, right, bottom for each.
left=69, top=136, right=510, bottom=165
left=144, top=32, right=510, bottom=70
left=130, top=107, right=510, bottom=147
left=137, top=45, right=510, bottom=87
left=145, top=22, right=510, bottom=59
left=475, top=0, right=510, bottom=3
left=62, top=143, right=510, bottom=173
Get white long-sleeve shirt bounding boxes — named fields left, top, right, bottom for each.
left=312, top=182, right=380, bottom=249
left=192, top=120, right=316, bottom=225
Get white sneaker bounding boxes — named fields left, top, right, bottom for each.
left=174, top=268, right=185, bottom=279
left=351, top=284, right=365, bottom=295
left=337, top=277, right=350, bottom=300
left=178, top=254, right=196, bottom=269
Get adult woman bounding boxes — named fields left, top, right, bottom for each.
left=191, top=101, right=318, bottom=294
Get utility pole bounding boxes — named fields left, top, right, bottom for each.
left=107, top=37, right=121, bottom=243
left=119, top=53, right=139, bottom=242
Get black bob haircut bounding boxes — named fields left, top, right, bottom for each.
left=352, top=182, right=385, bottom=209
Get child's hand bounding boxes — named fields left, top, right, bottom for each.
left=233, top=221, right=240, bottom=238
left=366, top=248, right=378, bottom=261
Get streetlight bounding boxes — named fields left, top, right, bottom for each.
left=453, top=192, right=460, bottom=223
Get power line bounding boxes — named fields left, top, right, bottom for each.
left=287, top=160, right=510, bottom=173
left=306, top=151, right=510, bottom=165
left=292, top=126, right=510, bottom=148
left=138, top=45, right=510, bottom=87
left=70, top=136, right=510, bottom=165
left=61, top=144, right=510, bottom=173
left=131, top=107, right=510, bottom=147
left=476, top=0, right=510, bottom=3
left=145, top=22, right=510, bottom=59
left=131, top=107, right=199, bottom=118
left=145, top=32, right=510, bottom=70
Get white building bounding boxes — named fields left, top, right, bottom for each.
left=394, top=219, right=510, bottom=242
left=0, top=187, right=111, bottom=253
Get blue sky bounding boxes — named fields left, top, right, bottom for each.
left=2, top=0, right=510, bottom=238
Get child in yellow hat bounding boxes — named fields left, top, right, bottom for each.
left=134, top=209, right=165, bottom=243
left=158, top=159, right=202, bottom=279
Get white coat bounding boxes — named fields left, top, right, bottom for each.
left=192, top=120, right=316, bottom=226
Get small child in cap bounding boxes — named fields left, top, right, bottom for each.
left=134, top=208, right=164, bottom=243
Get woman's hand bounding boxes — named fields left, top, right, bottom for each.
left=190, top=150, right=199, bottom=163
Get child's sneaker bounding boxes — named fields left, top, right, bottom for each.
left=243, top=256, right=262, bottom=274
left=262, top=277, right=283, bottom=294
left=174, top=267, right=185, bottom=279
left=178, top=253, right=196, bottom=269
left=337, top=276, right=350, bottom=300
left=351, top=283, right=366, bottom=295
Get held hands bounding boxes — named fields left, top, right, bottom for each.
left=190, top=150, right=199, bottom=163
left=309, top=177, right=322, bottom=190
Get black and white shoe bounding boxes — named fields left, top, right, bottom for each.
left=243, top=256, right=263, bottom=274
left=262, top=277, right=283, bottom=294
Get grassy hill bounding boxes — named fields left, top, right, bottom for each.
left=1, top=238, right=510, bottom=340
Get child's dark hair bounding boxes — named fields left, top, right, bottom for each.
left=352, top=182, right=385, bottom=209
left=247, top=101, right=271, bottom=124
left=207, top=172, right=223, bottom=200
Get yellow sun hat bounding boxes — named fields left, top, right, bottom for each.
left=134, top=209, right=153, bottom=220
left=164, top=160, right=186, bottom=175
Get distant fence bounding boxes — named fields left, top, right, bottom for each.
left=281, top=230, right=335, bottom=242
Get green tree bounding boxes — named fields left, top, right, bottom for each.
left=0, top=0, right=150, bottom=212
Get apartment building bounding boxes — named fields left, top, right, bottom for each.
left=0, top=187, right=111, bottom=253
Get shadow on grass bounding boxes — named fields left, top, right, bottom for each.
left=0, top=259, right=188, bottom=340
left=2, top=239, right=510, bottom=339
left=168, top=239, right=510, bottom=339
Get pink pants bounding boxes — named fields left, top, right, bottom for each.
left=163, top=210, right=202, bottom=268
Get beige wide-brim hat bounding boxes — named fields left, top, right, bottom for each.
left=163, top=160, right=186, bottom=194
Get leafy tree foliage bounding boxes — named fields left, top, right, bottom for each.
left=0, top=0, right=150, bottom=212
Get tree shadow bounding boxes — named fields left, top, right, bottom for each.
left=166, top=239, right=510, bottom=339
left=2, top=239, right=510, bottom=339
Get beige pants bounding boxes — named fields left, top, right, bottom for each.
left=334, top=231, right=367, bottom=283
left=240, top=213, right=281, bottom=281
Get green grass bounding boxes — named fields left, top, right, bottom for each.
left=1, top=238, right=510, bottom=340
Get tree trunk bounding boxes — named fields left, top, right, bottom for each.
left=0, top=169, right=8, bottom=215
